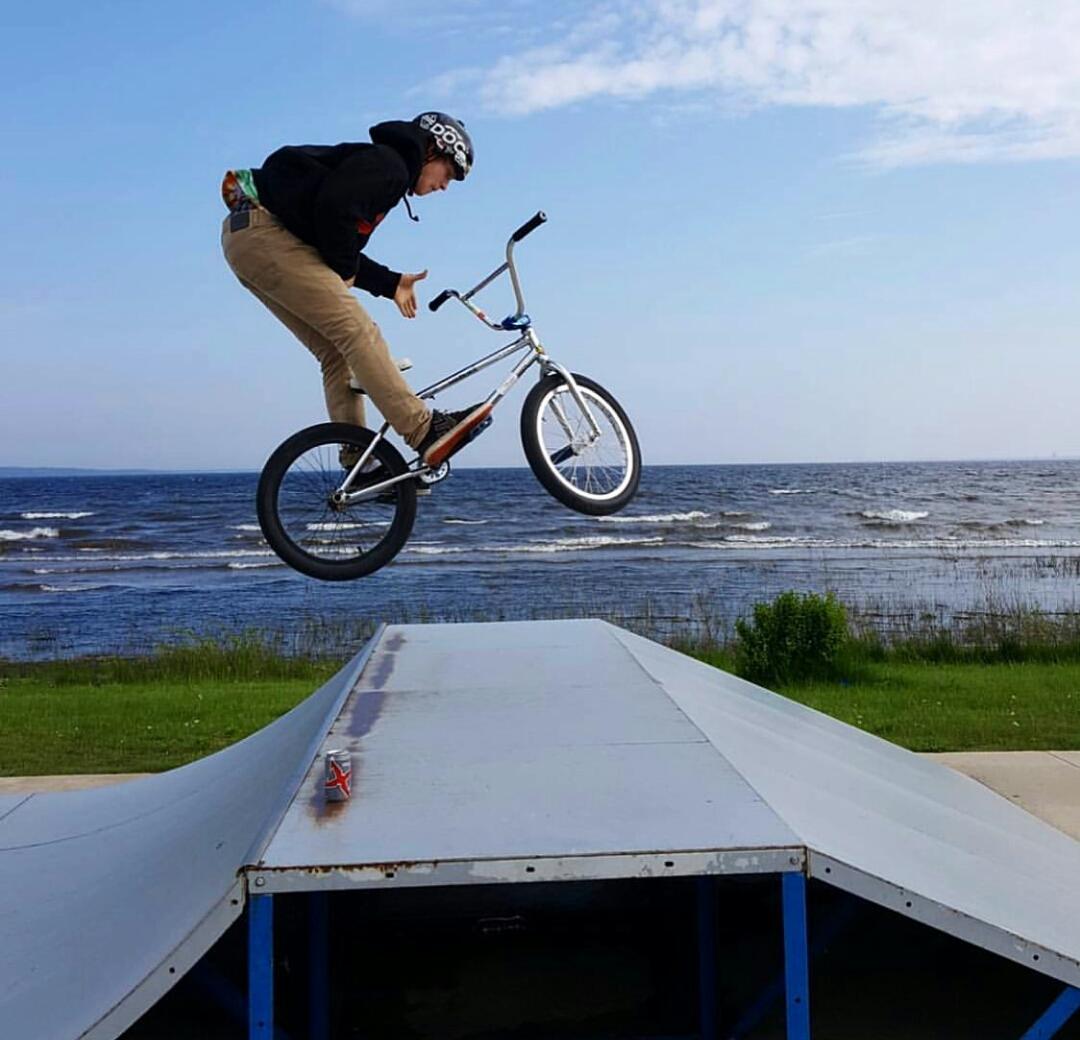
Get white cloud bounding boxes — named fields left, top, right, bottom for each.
left=444, top=0, right=1080, bottom=166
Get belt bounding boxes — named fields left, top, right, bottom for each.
left=225, top=207, right=275, bottom=233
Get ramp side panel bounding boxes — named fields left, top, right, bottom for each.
left=611, top=626, right=1080, bottom=987
left=260, top=621, right=801, bottom=876
left=0, top=643, right=372, bottom=1040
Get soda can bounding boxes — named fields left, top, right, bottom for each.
left=324, top=750, right=352, bottom=802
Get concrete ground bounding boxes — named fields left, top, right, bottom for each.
left=926, top=750, right=1080, bottom=841
left=4, top=751, right=1080, bottom=838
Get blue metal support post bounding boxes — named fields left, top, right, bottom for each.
left=248, top=893, right=274, bottom=1040
left=309, top=892, right=330, bottom=1040
left=697, top=876, right=719, bottom=1039
left=1019, top=986, right=1080, bottom=1040
left=781, top=873, right=811, bottom=1040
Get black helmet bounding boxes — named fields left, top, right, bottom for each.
left=413, top=112, right=473, bottom=180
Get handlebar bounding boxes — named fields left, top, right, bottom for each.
left=428, top=212, right=547, bottom=326
left=429, top=290, right=454, bottom=313
left=511, top=211, right=547, bottom=242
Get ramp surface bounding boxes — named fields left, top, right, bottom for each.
left=257, top=620, right=1080, bottom=990
left=0, top=640, right=371, bottom=1040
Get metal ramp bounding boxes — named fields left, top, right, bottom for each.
left=3, top=619, right=1080, bottom=1039
left=0, top=639, right=373, bottom=1040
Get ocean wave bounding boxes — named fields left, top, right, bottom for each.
left=687, top=535, right=1080, bottom=551
left=232, top=524, right=262, bottom=532
left=597, top=510, right=708, bottom=524
left=61, top=549, right=279, bottom=562
left=20, top=511, right=95, bottom=520
left=402, top=535, right=666, bottom=557
left=227, top=561, right=283, bottom=570
left=443, top=518, right=489, bottom=525
left=858, top=509, right=929, bottom=524
left=1005, top=517, right=1046, bottom=527
left=305, top=521, right=389, bottom=531
left=2, top=582, right=113, bottom=594
left=0, top=527, right=59, bottom=541
left=769, top=489, right=815, bottom=495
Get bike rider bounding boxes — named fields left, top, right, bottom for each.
left=221, top=113, right=489, bottom=469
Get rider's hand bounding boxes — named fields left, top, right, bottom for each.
left=394, top=270, right=428, bottom=319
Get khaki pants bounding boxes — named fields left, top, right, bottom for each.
left=221, top=209, right=431, bottom=447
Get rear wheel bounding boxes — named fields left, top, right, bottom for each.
left=256, top=423, right=416, bottom=581
left=520, top=373, right=641, bottom=515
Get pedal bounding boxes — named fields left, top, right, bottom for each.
left=420, top=461, right=451, bottom=486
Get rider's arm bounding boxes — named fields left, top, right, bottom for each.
left=311, top=152, right=406, bottom=297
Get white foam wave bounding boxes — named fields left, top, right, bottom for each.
left=732, top=521, right=772, bottom=531
left=231, top=524, right=262, bottom=532
left=40, top=584, right=110, bottom=593
left=859, top=509, right=929, bottom=524
left=504, top=535, right=666, bottom=554
left=305, top=521, right=389, bottom=531
left=21, top=511, right=95, bottom=520
left=597, top=510, right=708, bottom=524
left=228, top=561, right=283, bottom=570
left=0, top=527, right=59, bottom=541
left=689, top=536, right=1080, bottom=551
left=769, top=489, right=815, bottom=495
left=68, top=548, right=278, bottom=561
left=443, top=518, right=489, bottom=525
left=1005, top=518, right=1046, bottom=527
left=402, top=535, right=666, bottom=557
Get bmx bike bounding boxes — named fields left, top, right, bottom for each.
left=256, top=212, right=641, bottom=581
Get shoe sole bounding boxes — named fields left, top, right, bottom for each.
left=422, top=404, right=494, bottom=468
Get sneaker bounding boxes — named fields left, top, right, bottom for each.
left=338, top=445, right=430, bottom=498
left=417, top=403, right=493, bottom=467
left=339, top=445, right=381, bottom=471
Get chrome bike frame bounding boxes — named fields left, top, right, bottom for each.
left=332, top=213, right=603, bottom=506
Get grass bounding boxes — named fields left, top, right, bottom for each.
left=0, top=677, right=337, bottom=774
left=0, top=636, right=340, bottom=774
left=690, top=649, right=1080, bottom=752
left=4, top=603, right=1080, bottom=774
left=789, top=661, right=1080, bottom=752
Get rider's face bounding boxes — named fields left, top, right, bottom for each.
left=413, top=157, right=455, bottom=196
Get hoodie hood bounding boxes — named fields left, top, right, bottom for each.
left=369, top=120, right=428, bottom=186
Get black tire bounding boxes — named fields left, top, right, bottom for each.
left=256, top=423, right=417, bottom=581
left=520, top=373, right=641, bottom=516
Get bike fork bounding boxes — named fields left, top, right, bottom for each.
left=540, top=360, right=603, bottom=444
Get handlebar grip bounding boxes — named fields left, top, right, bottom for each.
left=511, top=211, right=547, bottom=243
left=429, top=290, right=452, bottom=312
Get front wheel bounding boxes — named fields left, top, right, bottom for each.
left=256, top=423, right=416, bottom=581
left=520, top=373, right=641, bottom=515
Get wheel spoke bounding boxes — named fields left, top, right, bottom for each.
left=536, top=384, right=634, bottom=503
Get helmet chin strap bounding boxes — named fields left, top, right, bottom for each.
left=403, top=193, right=420, bottom=222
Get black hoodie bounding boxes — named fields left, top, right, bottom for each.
left=251, top=121, right=427, bottom=298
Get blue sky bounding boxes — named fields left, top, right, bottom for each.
left=3, top=0, right=1078, bottom=469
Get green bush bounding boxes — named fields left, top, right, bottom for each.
left=735, top=591, right=850, bottom=685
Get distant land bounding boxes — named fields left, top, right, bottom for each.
left=0, top=467, right=167, bottom=478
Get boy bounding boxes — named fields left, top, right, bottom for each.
left=221, top=112, right=488, bottom=468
